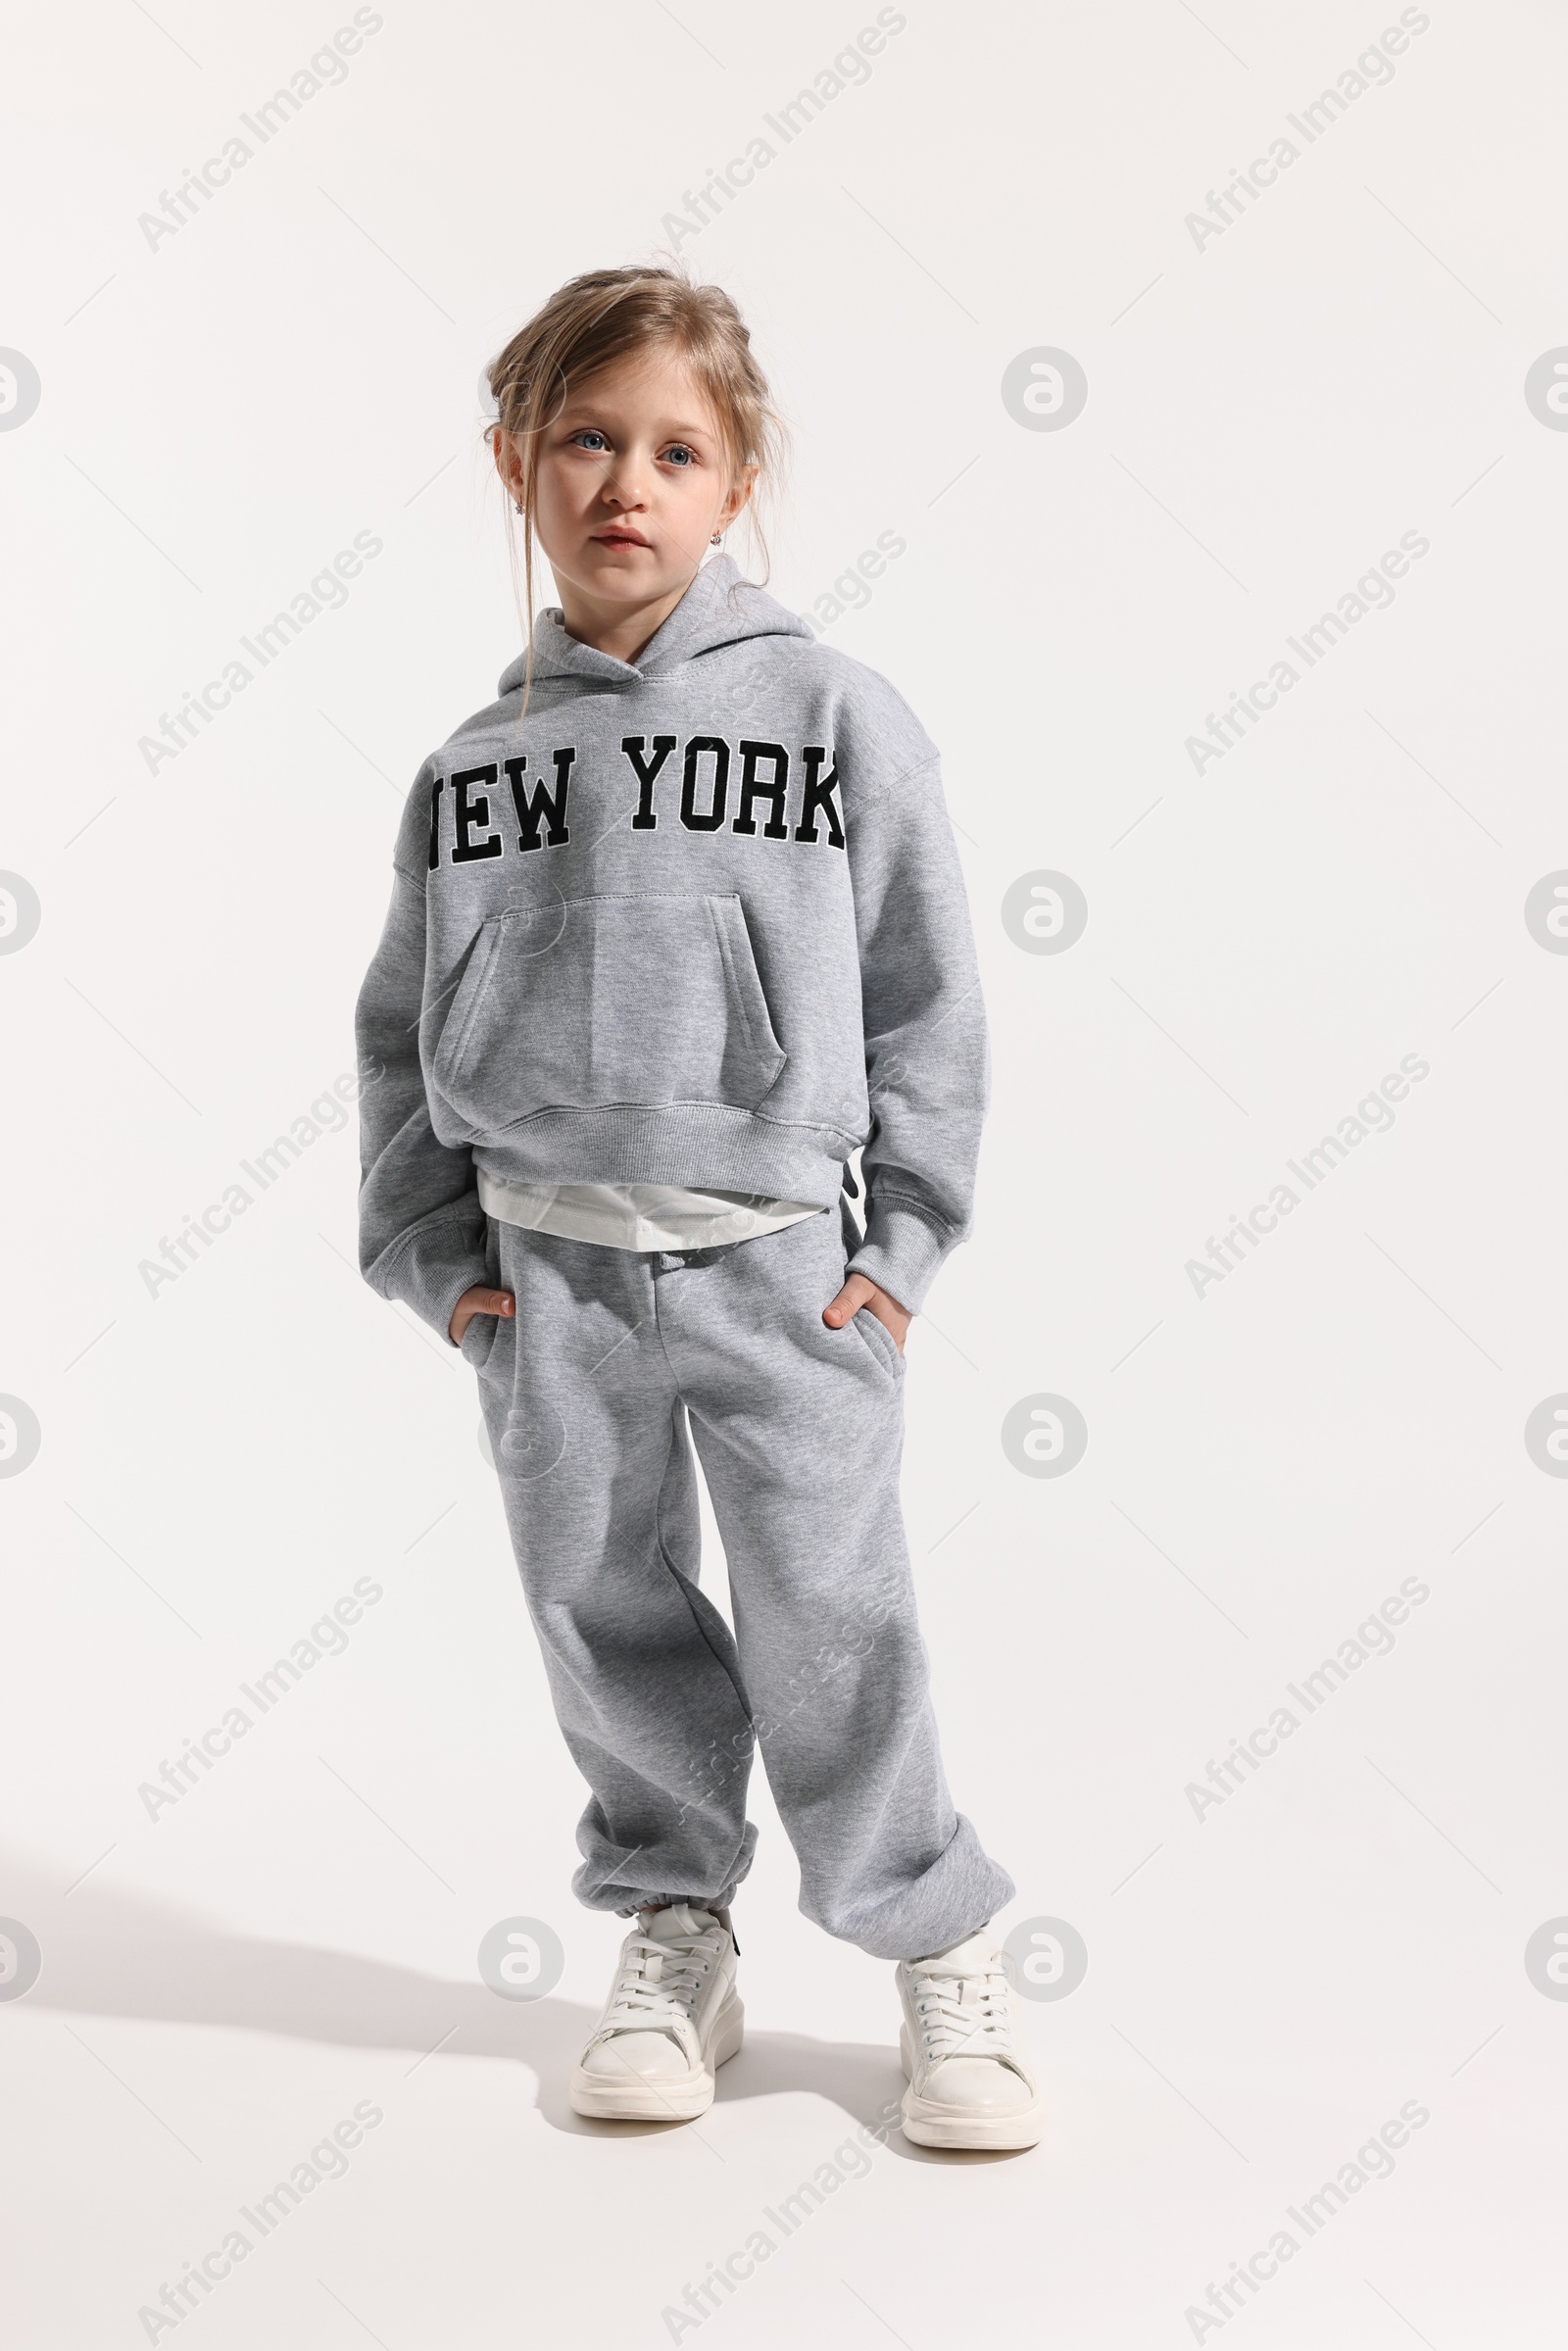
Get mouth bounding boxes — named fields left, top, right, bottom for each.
left=592, top=529, right=651, bottom=550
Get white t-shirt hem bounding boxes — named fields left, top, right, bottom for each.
left=476, top=1169, right=824, bottom=1252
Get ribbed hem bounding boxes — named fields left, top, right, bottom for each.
left=473, top=1104, right=853, bottom=1208
left=848, top=1195, right=957, bottom=1315
left=573, top=1821, right=760, bottom=1919
left=369, top=1202, right=491, bottom=1346
left=813, top=1813, right=1015, bottom=1962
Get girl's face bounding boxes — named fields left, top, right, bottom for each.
left=499, top=347, right=754, bottom=617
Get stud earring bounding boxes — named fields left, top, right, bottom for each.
left=710, top=530, right=723, bottom=545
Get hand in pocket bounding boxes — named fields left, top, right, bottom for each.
left=822, top=1272, right=909, bottom=1354
left=449, top=1286, right=515, bottom=1347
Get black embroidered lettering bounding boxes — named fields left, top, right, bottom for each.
left=680, top=736, right=730, bottom=832
left=426, top=774, right=443, bottom=870
left=732, top=741, right=790, bottom=839
left=450, top=764, right=503, bottom=862
left=794, top=746, right=844, bottom=848
left=504, top=749, right=572, bottom=852
left=621, top=734, right=677, bottom=830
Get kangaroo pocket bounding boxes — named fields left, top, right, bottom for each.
left=431, top=892, right=788, bottom=1132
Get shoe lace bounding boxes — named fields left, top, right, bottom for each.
left=600, top=1914, right=722, bottom=2040
left=906, top=1958, right=1018, bottom=2063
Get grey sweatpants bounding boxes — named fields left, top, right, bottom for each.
left=462, top=1200, right=1013, bottom=1962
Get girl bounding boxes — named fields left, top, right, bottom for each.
left=355, top=266, right=1040, bottom=2149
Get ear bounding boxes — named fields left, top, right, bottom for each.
left=492, top=426, right=523, bottom=503
left=717, top=462, right=759, bottom=533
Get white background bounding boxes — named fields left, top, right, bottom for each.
left=3, top=0, right=1566, bottom=2342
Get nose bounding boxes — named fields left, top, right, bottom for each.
left=601, top=450, right=652, bottom=510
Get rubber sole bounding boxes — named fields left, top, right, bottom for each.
left=899, top=2023, right=1043, bottom=2150
left=568, top=1992, right=744, bottom=2121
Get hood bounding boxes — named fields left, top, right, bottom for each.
left=496, top=552, right=814, bottom=698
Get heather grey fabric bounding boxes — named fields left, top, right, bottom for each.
left=354, top=553, right=989, bottom=1343
left=463, top=1200, right=1012, bottom=1962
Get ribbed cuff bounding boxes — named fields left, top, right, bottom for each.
left=848, top=1196, right=958, bottom=1315
left=373, top=1204, right=491, bottom=1345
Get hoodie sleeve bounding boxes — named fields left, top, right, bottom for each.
left=840, top=688, right=990, bottom=1315
left=354, top=759, right=491, bottom=1345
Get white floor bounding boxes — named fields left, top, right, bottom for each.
left=11, top=1801, right=1562, bottom=2351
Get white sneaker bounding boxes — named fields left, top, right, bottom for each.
left=896, top=1928, right=1043, bottom=2149
left=568, top=1903, right=743, bottom=2121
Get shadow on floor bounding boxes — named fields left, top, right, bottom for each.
left=3, top=1847, right=1015, bottom=2158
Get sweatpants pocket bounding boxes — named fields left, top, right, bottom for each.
left=852, top=1304, right=905, bottom=1378
left=460, top=1309, right=501, bottom=1371
left=431, top=892, right=788, bottom=1131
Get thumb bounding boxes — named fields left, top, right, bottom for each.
left=822, top=1274, right=875, bottom=1328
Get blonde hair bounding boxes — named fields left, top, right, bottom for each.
left=485, top=265, right=787, bottom=712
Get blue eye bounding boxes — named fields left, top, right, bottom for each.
left=572, top=429, right=610, bottom=451
left=664, top=445, right=696, bottom=466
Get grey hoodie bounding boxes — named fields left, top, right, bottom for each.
left=354, top=555, right=988, bottom=1339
